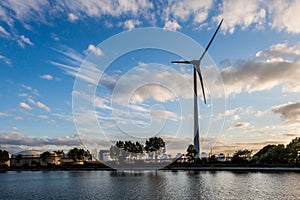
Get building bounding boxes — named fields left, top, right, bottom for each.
left=200, top=152, right=207, bottom=159
left=99, top=150, right=110, bottom=161
left=10, top=150, right=42, bottom=167
left=217, top=153, right=226, bottom=162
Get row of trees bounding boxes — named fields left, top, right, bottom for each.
left=0, top=148, right=92, bottom=167
left=185, top=137, right=300, bottom=165
left=110, top=137, right=166, bottom=162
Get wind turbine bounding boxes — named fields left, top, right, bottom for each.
left=172, top=19, right=223, bottom=158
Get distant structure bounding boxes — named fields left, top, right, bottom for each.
left=172, top=19, right=223, bottom=157
left=200, top=152, right=207, bottom=159
left=10, top=150, right=70, bottom=167
left=99, top=150, right=110, bottom=161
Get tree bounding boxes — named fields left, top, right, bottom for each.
left=54, top=150, right=65, bottom=158
left=285, top=137, right=300, bottom=163
left=40, top=151, right=52, bottom=163
left=145, top=137, right=165, bottom=162
left=252, top=144, right=287, bottom=164
left=67, top=148, right=92, bottom=162
left=84, top=150, right=92, bottom=161
left=110, top=140, right=144, bottom=162
left=0, top=149, right=9, bottom=164
left=186, top=144, right=197, bottom=163
left=231, top=149, right=252, bottom=164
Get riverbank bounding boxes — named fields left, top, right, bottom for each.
left=2, top=166, right=300, bottom=172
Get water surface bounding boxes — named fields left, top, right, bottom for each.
left=1, top=170, right=299, bottom=200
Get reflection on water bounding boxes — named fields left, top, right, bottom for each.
left=1, top=170, right=300, bottom=200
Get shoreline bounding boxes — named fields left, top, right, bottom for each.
left=2, top=166, right=300, bottom=172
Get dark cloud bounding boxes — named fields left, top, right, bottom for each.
left=219, top=42, right=300, bottom=97
left=272, top=101, right=300, bottom=124
left=0, top=133, right=81, bottom=147
left=228, top=122, right=250, bottom=130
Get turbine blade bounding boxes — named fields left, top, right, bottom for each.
left=198, top=18, right=223, bottom=62
left=172, top=61, right=191, bottom=64
left=195, top=66, right=207, bottom=104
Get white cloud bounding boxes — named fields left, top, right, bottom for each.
left=12, top=127, right=19, bottom=131
left=21, top=84, right=39, bottom=96
left=219, top=42, right=300, bottom=96
left=19, top=102, right=32, bottom=110
left=37, top=101, right=51, bottom=112
left=123, top=19, right=141, bottom=30
left=150, top=110, right=180, bottom=121
left=0, top=55, right=11, bottom=65
left=216, top=0, right=266, bottom=34
left=0, top=1, right=49, bottom=23
left=83, top=44, right=104, bottom=56
left=68, top=13, right=78, bottom=22
left=255, top=43, right=300, bottom=61
left=231, top=115, right=240, bottom=121
left=1, top=0, right=300, bottom=35
left=38, top=115, right=49, bottom=119
left=40, top=74, right=53, bottom=80
left=112, top=66, right=193, bottom=104
left=0, top=25, right=10, bottom=37
left=269, top=0, right=300, bottom=34
left=14, top=116, right=23, bottom=120
left=0, top=133, right=82, bottom=154
left=0, top=112, right=10, bottom=117
left=163, top=20, right=181, bottom=31
left=168, top=0, right=213, bottom=23
left=17, top=35, right=34, bottom=48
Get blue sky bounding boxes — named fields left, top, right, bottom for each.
left=1, top=0, right=300, bottom=156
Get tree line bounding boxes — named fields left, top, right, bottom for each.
left=185, top=137, right=300, bottom=166
left=109, top=136, right=166, bottom=162
left=1, top=137, right=300, bottom=167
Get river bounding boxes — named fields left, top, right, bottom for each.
left=1, top=170, right=299, bottom=199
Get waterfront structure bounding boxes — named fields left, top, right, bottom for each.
left=99, top=150, right=110, bottom=161
left=10, top=150, right=68, bottom=166
left=10, top=150, right=42, bottom=167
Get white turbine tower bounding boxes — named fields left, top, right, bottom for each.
left=172, top=19, right=223, bottom=158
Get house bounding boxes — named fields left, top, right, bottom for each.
left=10, top=150, right=42, bottom=167
left=99, top=150, right=110, bottom=161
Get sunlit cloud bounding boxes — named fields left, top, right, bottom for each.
left=68, top=13, right=78, bottom=22
left=40, top=74, right=53, bottom=80
left=123, top=19, right=141, bottom=30
left=163, top=20, right=181, bottom=31
left=19, top=102, right=32, bottom=110
left=83, top=44, right=104, bottom=56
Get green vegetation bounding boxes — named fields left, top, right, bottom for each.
left=231, top=149, right=252, bottom=164
left=109, top=136, right=166, bottom=163
left=40, top=151, right=52, bottom=163
left=67, top=148, right=92, bottom=162
left=0, top=149, right=9, bottom=166
left=110, top=140, right=144, bottom=162
left=186, top=144, right=197, bottom=163
left=182, top=137, right=300, bottom=167
left=1, top=137, right=300, bottom=170
left=145, top=137, right=165, bottom=162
